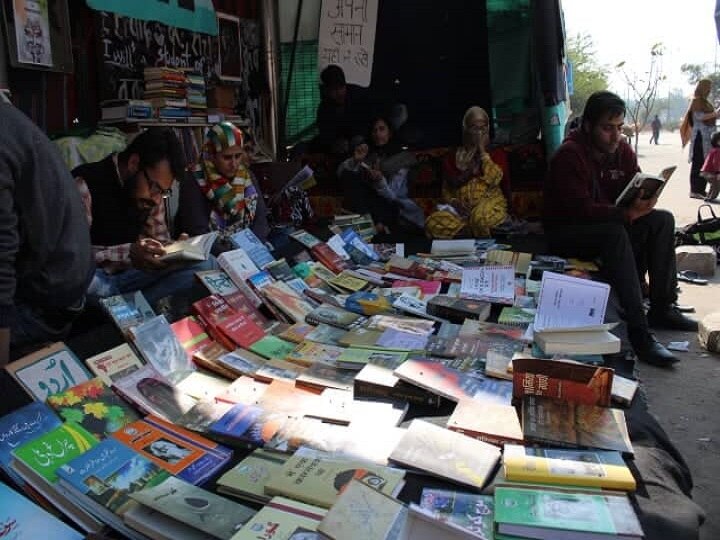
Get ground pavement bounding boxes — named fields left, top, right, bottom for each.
left=634, top=130, right=719, bottom=540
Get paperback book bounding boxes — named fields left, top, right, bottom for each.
left=5, top=342, right=92, bottom=402
left=112, top=415, right=233, bottom=485
left=130, top=475, right=256, bottom=539
left=46, top=378, right=140, bottom=440
left=84, top=344, right=144, bottom=385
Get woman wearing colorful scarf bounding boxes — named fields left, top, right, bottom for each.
left=425, top=106, right=509, bottom=238
left=192, top=122, right=269, bottom=246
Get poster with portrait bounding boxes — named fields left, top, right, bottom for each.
left=217, top=12, right=241, bottom=82
left=13, top=0, right=52, bottom=66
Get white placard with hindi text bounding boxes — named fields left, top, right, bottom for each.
left=460, top=265, right=516, bottom=304
left=318, top=0, right=379, bottom=87
left=533, top=271, right=610, bottom=331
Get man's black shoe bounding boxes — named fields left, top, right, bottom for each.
left=631, top=334, right=679, bottom=367
left=647, top=307, right=699, bottom=332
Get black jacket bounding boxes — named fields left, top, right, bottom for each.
left=0, top=103, right=94, bottom=326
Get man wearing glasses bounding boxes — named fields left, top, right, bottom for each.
left=74, top=128, right=213, bottom=307
left=544, top=91, right=696, bottom=369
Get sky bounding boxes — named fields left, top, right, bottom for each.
left=562, top=0, right=719, bottom=99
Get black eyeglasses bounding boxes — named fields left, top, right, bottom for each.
left=143, top=169, right=173, bottom=198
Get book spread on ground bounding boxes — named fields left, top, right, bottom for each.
left=522, top=395, right=634, bottom=455
left=264, top=452, right=406, bottom=508
left=0, top=480, right=84, bottom=539
left=196, top=270, right=240, bottom=296
left=0, top=402, right=61, bottom=486
left=389, top=419, right=501, bottom=489
left=112, top=415, right=232, bottom=485
left=85, top=344, right=144, bottom=385
left=494, top=487, right=643, bottom=539
left=46, top=378, right=140, bottom=440
left=5, top=342, right=92, bottom=402
left=502, top=444, right=636, bottom=491
left=130, top=475, right=256, bottom=538
left=231, top=496, right=327, bottom=539
left=460, top=265, right=515, bottom=304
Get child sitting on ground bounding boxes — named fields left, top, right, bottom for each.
left=700, top=131, right=720, bottom=201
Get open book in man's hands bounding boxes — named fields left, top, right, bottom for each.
left=159, top=231, right=218, bottom=262
left=615, top=165, right=677, bottom=207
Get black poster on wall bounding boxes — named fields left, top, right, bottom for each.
left=97, top=10, right=217, bottom=101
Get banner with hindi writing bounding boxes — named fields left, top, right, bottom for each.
left=318, top=0, right=379, bottom=87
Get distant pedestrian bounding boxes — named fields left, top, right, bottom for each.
left=650, top=115, right=662, bottom=145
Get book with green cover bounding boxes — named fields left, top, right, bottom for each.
left=264, top=453, right=406, bottom=509
left=494, top=487, right=643, bottom=539
left=498, top=307, right=536, bottom=327
left=249, top=335, right=296, bottom=359
left=13, top=423, right=97, bottom=484
left=336, top=348, right=408, bottom=370
left=130, top=476, right=256, bottom=539
left=46, top=378, right=140, bottom=440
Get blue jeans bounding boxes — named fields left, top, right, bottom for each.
left=87, top=258, right=217, bottom=307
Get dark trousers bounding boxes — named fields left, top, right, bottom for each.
left=546, top=210, right=678, bottom=336
left=690, top=132, right=707, bottom=195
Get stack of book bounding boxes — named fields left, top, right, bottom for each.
left=0, top=239, right=648, bottom=540
left=143, top=67, right=190, bottom=122
left=183, top=70, right=207, bottom=123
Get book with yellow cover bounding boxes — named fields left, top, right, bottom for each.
left=285, top=341, right=345, bottom=367
left=503, top=444, right=636, bottom=491
left=217, top=449, right=291, bottom=504
left=231, top=496, right=326, bottom=539
left=264, top=453, right=406, bottom=509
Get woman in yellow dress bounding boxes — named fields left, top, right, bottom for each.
left=426, top=106, right=509, bottom=238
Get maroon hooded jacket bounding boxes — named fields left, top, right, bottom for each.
left=543, top=129, right=640, bottom=224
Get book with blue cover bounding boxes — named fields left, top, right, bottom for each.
left=230, top=229, right=275, bottom=269
left=56, top=437, right=169, bottom=534
left=0, top=402, right=61, bottom=486
left=209, top=403, right=285, bottom=447
left=0, top=480, right=83, bottom=539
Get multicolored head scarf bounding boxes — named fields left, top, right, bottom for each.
left=194, top=121, right=258, bottom=234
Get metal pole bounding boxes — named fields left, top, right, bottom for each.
left=261, top=0, right=282, bottom=159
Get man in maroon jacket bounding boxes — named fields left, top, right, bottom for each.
left=544, top=91, right=696, bottom=368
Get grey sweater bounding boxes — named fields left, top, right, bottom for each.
left=0, top=103, right=93, bottom=326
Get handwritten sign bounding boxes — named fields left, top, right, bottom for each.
left=98, top=11, right=217, bottom=101
left=318, top=0, right=379, bottom=87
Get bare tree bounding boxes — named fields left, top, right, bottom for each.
left=616, top=43, right=666, bottom=154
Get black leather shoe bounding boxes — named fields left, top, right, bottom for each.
left=631, top=334, right=679, bottom=367
left=647, top=307, right=699, bottom=332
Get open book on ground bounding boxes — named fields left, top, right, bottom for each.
left=615, top=165, right=677, bottom=207
left=159, top=231, right=218, bottom=262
